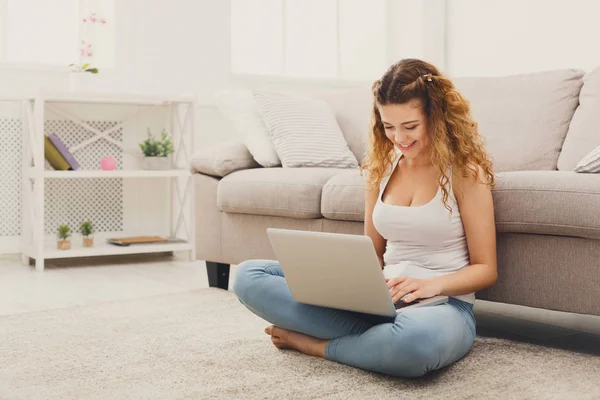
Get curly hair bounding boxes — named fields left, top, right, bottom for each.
left=360, top=58, right=495, bottom=212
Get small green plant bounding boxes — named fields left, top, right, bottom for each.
left=68, top=63, right=99, bottom=74
left=139, top=128, right=174, bottom=157
left=57, top=224, right=72, bottom=240
left=80, top=221, right=94, bottom=237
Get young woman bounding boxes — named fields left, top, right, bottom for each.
left=232, top=58, right=498, bottom=378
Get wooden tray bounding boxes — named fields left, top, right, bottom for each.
left=106, top=236, right=169, bottom=246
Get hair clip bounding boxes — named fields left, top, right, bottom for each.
left=423, top=74, right=433, bottom=82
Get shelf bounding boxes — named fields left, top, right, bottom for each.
left=26, top=235, right=193, bottom=259
left=22, top=91, right=196, bottom=270
left=30, top=91, right=197, bottom=106
left=29, top=169, right=192, bottom=179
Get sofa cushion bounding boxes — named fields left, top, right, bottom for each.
left=574, top=144, right=600, bottom=173
left=217, top=168, right=347, bottom=219
left=492, top=171, right=600, bottom=239
left=453, top=69, right=584, bottom=172
left=253, top=90, right=359, bottom=169
left=321, top=169, right=366, bottom=221
left=313, top=87, right=372, bottom=165
left=558, top=66, right=600, bottom=171
left=313, top=70, right=585, bottom=172
left=191, top=141, right=261, bottom=178
left=321, top=169, right=600, bottom=239
left=213, top=90, right=281, bottom=167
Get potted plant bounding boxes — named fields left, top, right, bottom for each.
left=67, top=62, right=99, bottom=92
left=67, top=12, right=107, bottom=92
left=80, top=220, right=94, bottom=247
left=57, top=224, right=72, bottom=250
left=139, top=128, right=175, bottom=170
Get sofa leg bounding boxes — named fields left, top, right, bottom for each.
left=206, top=262, right=231, bottom=290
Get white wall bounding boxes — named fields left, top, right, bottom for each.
left=446, top=0, right=600, bottom=77
left=0, top=0, right=233, bottom=146
left=4, top=0, right=600, bottom=128
left=102, top=0, right=230, bottom=103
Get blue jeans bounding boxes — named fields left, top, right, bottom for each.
left=233, top=259, right=477, bottom=378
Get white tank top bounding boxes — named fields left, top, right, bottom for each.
left=372, top=153, right=476, bottom=304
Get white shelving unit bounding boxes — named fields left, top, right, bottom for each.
left=20, top=90, right=197, bottom=271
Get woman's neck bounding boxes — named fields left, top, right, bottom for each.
left=398, top=153, right=433, bottom=169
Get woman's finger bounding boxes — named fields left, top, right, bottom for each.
left=401, top=292, right=415, bottom=302
left=395, top=279, right=414, bottom=292
left=392, top=284, right=418, bottom=302
left=386, top=276, right=407, bottom=288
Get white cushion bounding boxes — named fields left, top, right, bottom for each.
left=253, top=90, right=359, bottom=169
left=214, top=90, right=281, bottom=167
left=575, top=144, right=600, bottom=173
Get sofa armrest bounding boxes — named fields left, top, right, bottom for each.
left=191, top=141, right=261, bottom=178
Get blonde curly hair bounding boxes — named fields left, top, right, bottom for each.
left=360, top=58, right=495, bottom=212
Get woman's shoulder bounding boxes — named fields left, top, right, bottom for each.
left=451, top=163, right=492, bottom=202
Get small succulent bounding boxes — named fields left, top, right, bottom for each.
left=139, top=128, right=174, bottom=157
left=80, top=221, right=94, bottom=237
left=57, top=224, right=72, bottom=240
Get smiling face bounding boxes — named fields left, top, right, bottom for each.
left=378, top=99, right=431, bottom=165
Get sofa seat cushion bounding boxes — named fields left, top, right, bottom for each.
left=321, top=169, right=366, bottom=221
left=217, top=168, right=348, bottom=219
left=493, top=171, right=600, bottom=239
left=321, top=169, right=600, bottom=239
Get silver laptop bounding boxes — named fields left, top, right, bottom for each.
left=266, top=228, right=448, bottom=318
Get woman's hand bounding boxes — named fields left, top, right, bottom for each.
left=386, top=276, right=443, bottom=303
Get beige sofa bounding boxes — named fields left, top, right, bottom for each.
left=193, top=68, right=600, bottom=317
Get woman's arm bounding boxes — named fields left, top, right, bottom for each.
left=365, top=185, right=387, bottom=269
left=432, top=164, right=498, bottom=296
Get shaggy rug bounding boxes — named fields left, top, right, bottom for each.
left=1, top=288, right=599, bottom=400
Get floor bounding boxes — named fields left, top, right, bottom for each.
left=1, top=253, right=599, bottom=356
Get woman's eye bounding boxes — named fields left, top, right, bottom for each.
left=384, top=126, right=393, bottom=130
left=405, top=126, right=417, bottom=130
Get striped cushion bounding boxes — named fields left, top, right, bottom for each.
left=574, top=144, right=600, bottom=173
left=253, top=90, right=358, bottom=169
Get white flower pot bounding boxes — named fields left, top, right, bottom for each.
left=142, top=156, right=171, bottom=170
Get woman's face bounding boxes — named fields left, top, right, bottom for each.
left=378, top=100, right=431, bottom=164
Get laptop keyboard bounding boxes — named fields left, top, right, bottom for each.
left=394, top=298, right=421, bottom=309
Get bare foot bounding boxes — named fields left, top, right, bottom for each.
left=264, top=325, right=328, bottom=358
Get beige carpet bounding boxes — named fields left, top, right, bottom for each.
left=2, top=288, right=599, bottom=400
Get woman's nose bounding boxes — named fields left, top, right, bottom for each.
left=394, top=131, right=408, bottom=142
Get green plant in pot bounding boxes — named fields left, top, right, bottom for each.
left=80, top=220, right=94, bottom=248
left=67, top=63, right=99, bottom=92
left=57, top=224, right=72, bottom=250
left=139, top=128, right=174, bottom=170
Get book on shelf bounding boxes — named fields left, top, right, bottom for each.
left=44, top=136, right=71, bottom=170
left=47, top=134, right=80, bottom=170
